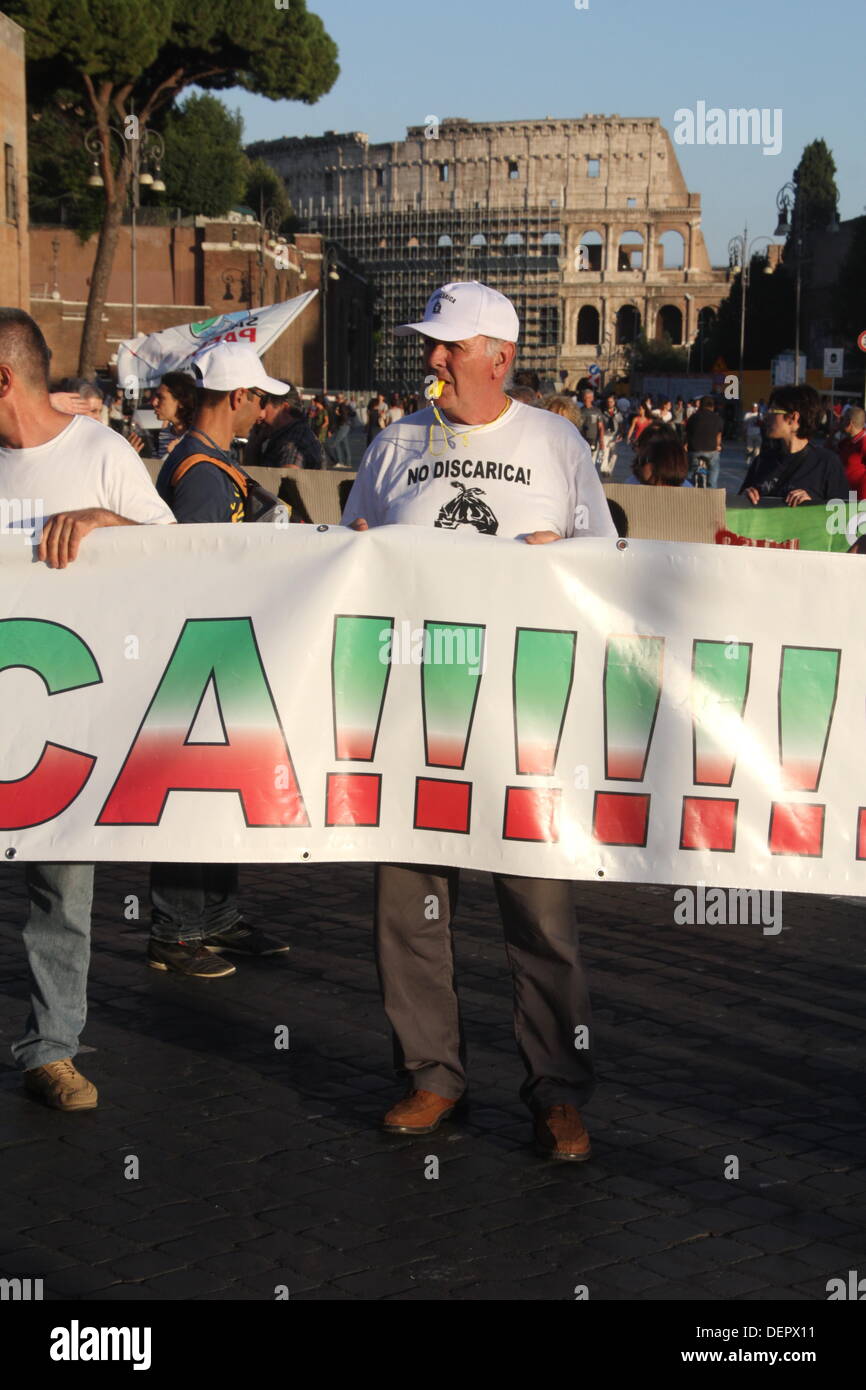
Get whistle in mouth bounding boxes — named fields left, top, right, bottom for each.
left=424, top=375, right=445, bottom=400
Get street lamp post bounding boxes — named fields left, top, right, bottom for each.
left=727, top=226, right=774, bottom=373
left=322, top=246, right=341, bottom=395
left=258, top=205, right=288, bottom=308
left=774, top=182, right=838, bottom=386
left=85, top=112, right=165, bottom=340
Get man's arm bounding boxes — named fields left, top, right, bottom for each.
left=38, top=509, right=140, bottom=569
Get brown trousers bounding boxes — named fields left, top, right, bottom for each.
left=373, top=864, right=594, bottom=1112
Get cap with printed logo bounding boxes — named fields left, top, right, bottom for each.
left=190, top=341, right=288, bottom=394
left=395, top=281, right=520, bottom=343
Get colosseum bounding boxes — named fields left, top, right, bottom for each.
left=249, top=115, right=729, bottom=390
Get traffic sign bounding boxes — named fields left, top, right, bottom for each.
left=858, top=330, right=866, bottom=354
left=588, top=363, right=601, bottom=377
left=824, top=348, right=844, bottom=379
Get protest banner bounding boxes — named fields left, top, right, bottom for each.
left=0, top=524, right=861, bottom=895
left=721, top=497, right=865, bottom=552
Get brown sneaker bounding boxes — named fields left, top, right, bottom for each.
left=382, top=1088, right=460, bottom=1135
left=147, top=937, right=236, bottom=978
left=534, top=1104, right=591, bottom=1161
left=24, top=1059, right=98, bottom=1112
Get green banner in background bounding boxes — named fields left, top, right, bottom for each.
left=721, top=500, right=861, bottom=553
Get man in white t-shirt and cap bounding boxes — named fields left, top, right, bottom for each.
left=0, top=308, right=175, bottom=1112
left=343, top=281, right=615, bottom=1160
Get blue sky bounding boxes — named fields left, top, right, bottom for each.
left=228, top=0, right=865, bottom=266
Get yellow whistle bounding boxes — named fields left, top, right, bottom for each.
left=424, top=376, right=445, bottom=400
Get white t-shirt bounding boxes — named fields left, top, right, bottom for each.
left=0, top=415, right=175, bottom=537
left=342, top=399, right=616, bottom=539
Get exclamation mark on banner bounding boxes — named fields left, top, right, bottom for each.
left=593, top=636, right=664, bottom=846
left=769, top=645, right=840, bottom=856
left=503, top=628, right=576, bottom=842
left=326, top=614, right=393, bottom=827
left=414, top=621, right=485, bottom=833
left=681, top=640, right=753, bottom=852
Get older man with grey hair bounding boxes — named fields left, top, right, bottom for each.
left=342, top=280, right=615, bottom=1160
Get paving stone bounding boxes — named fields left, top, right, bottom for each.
left=2, top=861, right=865, bottom=1301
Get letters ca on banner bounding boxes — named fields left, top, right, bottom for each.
left=0, top=527, right=858, bottom=893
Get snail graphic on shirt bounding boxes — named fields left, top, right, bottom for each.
left=434, top=480, right=499, bottom=535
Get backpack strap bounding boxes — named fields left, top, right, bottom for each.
left=169, top=452, right=249, bottom=497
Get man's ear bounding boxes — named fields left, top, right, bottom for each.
left=496, top=342, right=517, bottom=381
left=228, top=387, right=246, bottom=412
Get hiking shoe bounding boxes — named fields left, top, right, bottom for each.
left=24, top=1058, right=97, bottom=1112
left=534, top=1104, right=591, bottom=1162
left=204, top=923, right=290, bottom=956
left=147, top=937, right=237, bottom=977
left=382, top=1088, right=461, bottom=1135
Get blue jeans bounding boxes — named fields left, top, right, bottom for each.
left=326, top=423, right=352, bottom=468
left=149, top=862, right=241, bottom=944
left=12, top=862, right=94, bottom=1070
left=690, top=451, right=721, bottom=488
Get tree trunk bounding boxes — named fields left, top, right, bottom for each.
left=77, top=161, right=132, bottom=379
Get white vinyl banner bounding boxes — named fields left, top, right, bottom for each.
left=116, top=294, right=318, bottom=390
left=0, top=524, right=858, bottom=893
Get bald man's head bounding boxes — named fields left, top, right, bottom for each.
left=0, top=309, right=51, bottom=393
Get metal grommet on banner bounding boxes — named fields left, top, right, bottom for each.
left=301, top=851, right=311, bottom=860
left=596, top=868, right=604, bottom=877
left=616, top=540, right=628, bottom=552
left=5, top=848, right=16, bottom=859
left=317, top=525, right=329, bottom=533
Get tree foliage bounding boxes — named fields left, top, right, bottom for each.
left=627, top=333, right=688, bottom=374
left=834, top=217, right=866, bottom=343
left=706, top=255, right=797, bottom=369
left=788, top=139, right=839, bottom=253
left=6, top=0, right=339, bottom=373
left=161, top=94, right=246, bottom=218
left=243, top=157, right=294, bottom=230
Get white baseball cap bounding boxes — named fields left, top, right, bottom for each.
left=395, top=281, right=520, bottom=343
left=190, top=341, right=288, bottom=394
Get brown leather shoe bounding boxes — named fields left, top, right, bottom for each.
left=24, top=1059, right=98, bottom=1112
left=534, top=1104, right=591, bottom=1161
left=382, top=1088, right=460, bottom=1135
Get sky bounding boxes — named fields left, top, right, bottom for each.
left=224, top=0, right=866, bottom=267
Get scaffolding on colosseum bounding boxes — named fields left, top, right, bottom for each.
left=299, top=196, right=567, bottom=391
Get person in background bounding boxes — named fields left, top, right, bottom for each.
left=309, top=394, right=331, bottom=448
left=129, top=371, right=196, bottom=459
left=508, top=385, right=540, bottom=405
left=388, top=392, right=404, bottom=423
left=743, top=401, right=762, bottom=469
left=246, top=383, right=323, bottom=470
left=741, top=384, right=848, bottom=506
left=366, top=392, right=387, bottom=445
left=672, top=397, right=686, bottom=439
left=325, top=391, right=353, bottom=468
left=577, top=386, right=605, bottom=467
left=652, top=398, right=673, bottom=424
left=542, top=394, right=582, bottom=427
left=626, top=401, right=653, bottom=448
left=630, top=435, right=692, bottom=487
left=685, top=395, right=723, bottom=487
left=837, top=406, right=866, bottom=500
left=598, top=392, right=623, bottom=475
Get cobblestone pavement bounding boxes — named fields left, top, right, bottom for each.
left=1, top=864, right=864, bottom=1302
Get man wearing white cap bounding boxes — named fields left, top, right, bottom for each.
left=149, top=341, right=292, bottom=977
left=155, top=341, right=288, bottom=524
left=342, top=282, right=615, bottom=1160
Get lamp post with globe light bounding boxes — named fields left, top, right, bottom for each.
left=727, top=227, right=774, bottom=373
left=85, top=113, right=165, bottom=339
